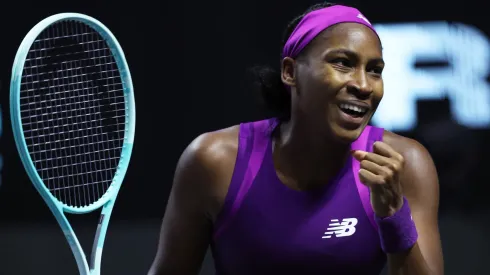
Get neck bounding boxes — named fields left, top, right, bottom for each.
left=272, top=117, right=351, bottom=190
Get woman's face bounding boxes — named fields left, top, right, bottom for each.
left=283, top=22, right=385, bottom=142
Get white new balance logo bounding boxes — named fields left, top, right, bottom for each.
left=357, top=14, right=371, bottom=25
left=322, top=218, right=358, bottom=239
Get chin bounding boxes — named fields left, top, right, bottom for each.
left=329, top=122, right=368, bottom=144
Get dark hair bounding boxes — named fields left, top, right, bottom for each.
left=251, top=2, right=339, bottom=121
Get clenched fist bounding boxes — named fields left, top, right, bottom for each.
left=352, top=141, right=405, bottom=218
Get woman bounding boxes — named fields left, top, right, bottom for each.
left=148, top=3, right=444, bottom=275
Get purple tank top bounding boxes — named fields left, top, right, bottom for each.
left=211, top=119, right=386, bottom=275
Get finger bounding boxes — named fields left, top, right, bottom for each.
left=360, top=160, right=394, bottom=179
left=351, top=150, right=368, bottom=161
left=360, top=152, right=403, bottom=174
left=353, top=150, right=392, bottom=166
left=373, top=141, right=404, bottom=162
left=358, top=168, right=386, bottom=186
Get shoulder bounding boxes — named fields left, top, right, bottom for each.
left=180, top=118, right=274, bottom=172
left=381, top=130, right=439, bottom=197
left=182, top=125, right=240, bottom=170
left=381, top=130, right=431, bottom=163
left=177, top=124, right=240, bottom=188
left=173, top=124, right=241, bottom=220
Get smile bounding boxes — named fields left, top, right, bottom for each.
left=338, top=103, right=368, bottom=117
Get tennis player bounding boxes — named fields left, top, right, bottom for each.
left=148, top=3, right=444, bottom=275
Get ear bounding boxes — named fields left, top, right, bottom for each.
left=281, top=57, right=296, bottom=88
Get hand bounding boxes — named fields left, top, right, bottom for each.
left=352, top=141, right=405, bottom=218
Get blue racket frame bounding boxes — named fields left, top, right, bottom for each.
left=10, top=13, right=136, bottom=275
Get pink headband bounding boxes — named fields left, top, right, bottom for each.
left=282, top=5, right=378, bottom=58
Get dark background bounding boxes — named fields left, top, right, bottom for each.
left=0, top=0, right=489, bottom=274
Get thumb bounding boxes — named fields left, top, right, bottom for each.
left=351, top=150, right=368, bottom=161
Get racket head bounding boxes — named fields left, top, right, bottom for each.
left=10, top=13, right=136, bottom=214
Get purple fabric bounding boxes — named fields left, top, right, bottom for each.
left=211, top=119, right=387, bottom=274
left=375, top=197, right=419, bottom=254
left=351, top=126, right=377, bottom=231
left=357, top=126, right=386, bottom=232
left=283, top=5, right=378, bottom=58
left=213, top=119, right=273, bottom=240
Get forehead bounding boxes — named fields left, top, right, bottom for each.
left=307, top=23, right=382, bottom=57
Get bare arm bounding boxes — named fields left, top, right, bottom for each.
left=385, top=133, right=444, bottom=275
left=147, top=129, right=238, bottom=275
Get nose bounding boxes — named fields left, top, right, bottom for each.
left=346, top=71, right=373, bottom=99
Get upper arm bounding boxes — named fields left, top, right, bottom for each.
left=148, top=129, right=238, bottom=275
left=386, top=132, right=444, bottom=274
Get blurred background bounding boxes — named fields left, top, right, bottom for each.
left=0, top=0, right=489, bottom=274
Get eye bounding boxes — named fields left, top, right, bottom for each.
left=368, top=66, right=384, bottom=76
left=330, top=58, right=351, bottom=67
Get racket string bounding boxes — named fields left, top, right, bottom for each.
left=21, top=62, right=117, bottom=79
left=20, top=20, right=126, bottom=208
left=21, top=73, right=120, bottom=90
left=30, top=139, right=123, bottom=162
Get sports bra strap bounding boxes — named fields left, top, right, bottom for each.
left=351, top=125, right=385, bottom=232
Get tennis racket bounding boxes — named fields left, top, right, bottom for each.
left=10, top=13, right=136, bottom=275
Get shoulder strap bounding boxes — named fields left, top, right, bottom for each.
left=213, top=119, right=275, bottom=240
left=351, top=125, right=385, bottom=231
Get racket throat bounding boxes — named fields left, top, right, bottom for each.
left=89, top=214, right=105, bottom=271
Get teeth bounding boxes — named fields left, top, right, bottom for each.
left=340, top=103, right=367, bottom=113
